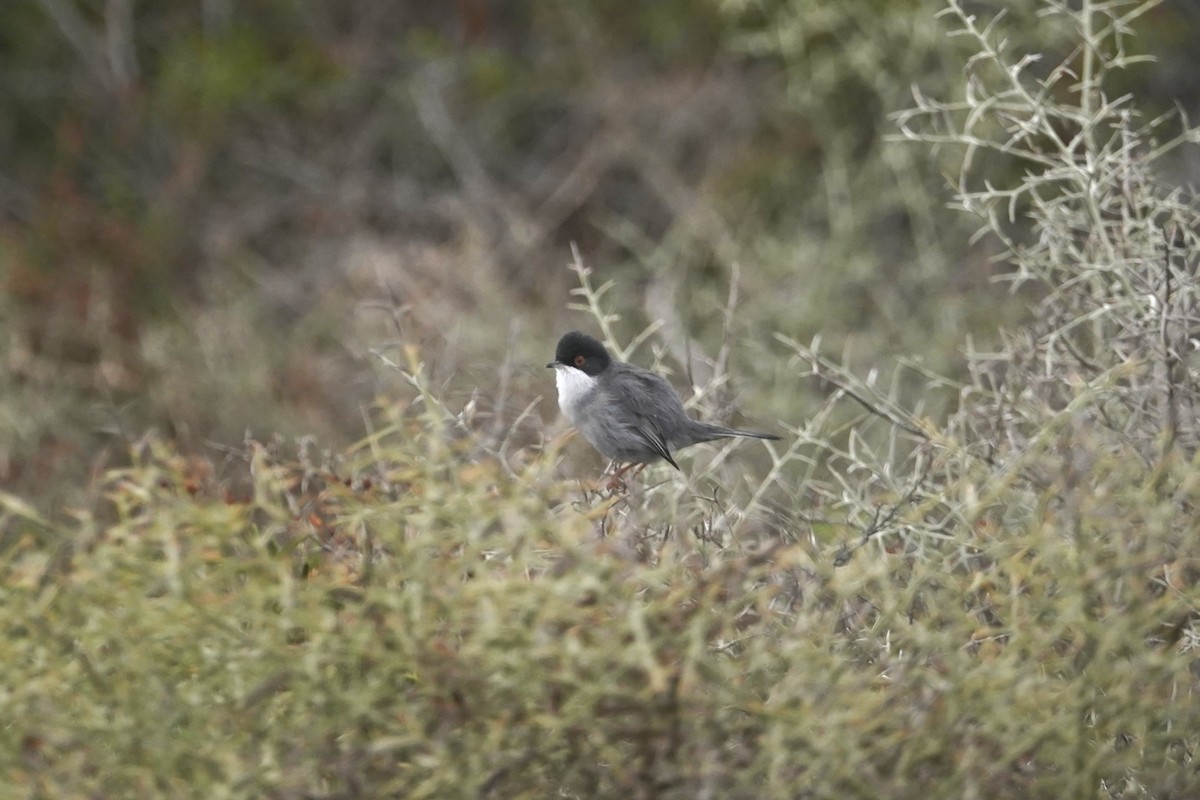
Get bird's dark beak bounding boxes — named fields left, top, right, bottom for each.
left=546, top=361, right=559, bottom=369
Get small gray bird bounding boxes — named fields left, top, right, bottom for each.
left=546, top=331, right=781, bottom=470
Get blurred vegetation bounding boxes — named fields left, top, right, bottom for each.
left=3, top=0, right=1200, bottom=797
left=2, top=1, right=1198, bottom=498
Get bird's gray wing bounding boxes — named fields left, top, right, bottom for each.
left=606, top=365, right=684, bottom=469
left=629, top=414, right=679, bottom=469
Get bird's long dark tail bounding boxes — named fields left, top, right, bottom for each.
left=698, top=423, right=781, bottom=443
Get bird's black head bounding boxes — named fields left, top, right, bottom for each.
left=547, top=331, right=611, bottom=376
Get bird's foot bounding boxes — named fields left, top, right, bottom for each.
left=604, top=462, right=646, bottom=494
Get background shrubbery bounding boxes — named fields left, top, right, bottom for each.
left=3, top=1, right=1200, bottom=797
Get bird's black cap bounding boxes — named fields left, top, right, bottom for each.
left=547, top=331, right=611, bottom=376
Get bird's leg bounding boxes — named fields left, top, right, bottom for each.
left=605, top=461, right=629, bottom=493
left=605, top=462, right=647, bottom=494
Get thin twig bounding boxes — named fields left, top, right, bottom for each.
left=834, top=453, right=933, bottom=567
left=1161, top=225, right=1179, bottom=456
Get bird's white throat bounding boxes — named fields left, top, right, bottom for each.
left=554, top=366, right=597, bottom=423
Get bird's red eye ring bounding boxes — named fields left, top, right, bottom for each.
left=574, top=355, right=586, bottom=367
